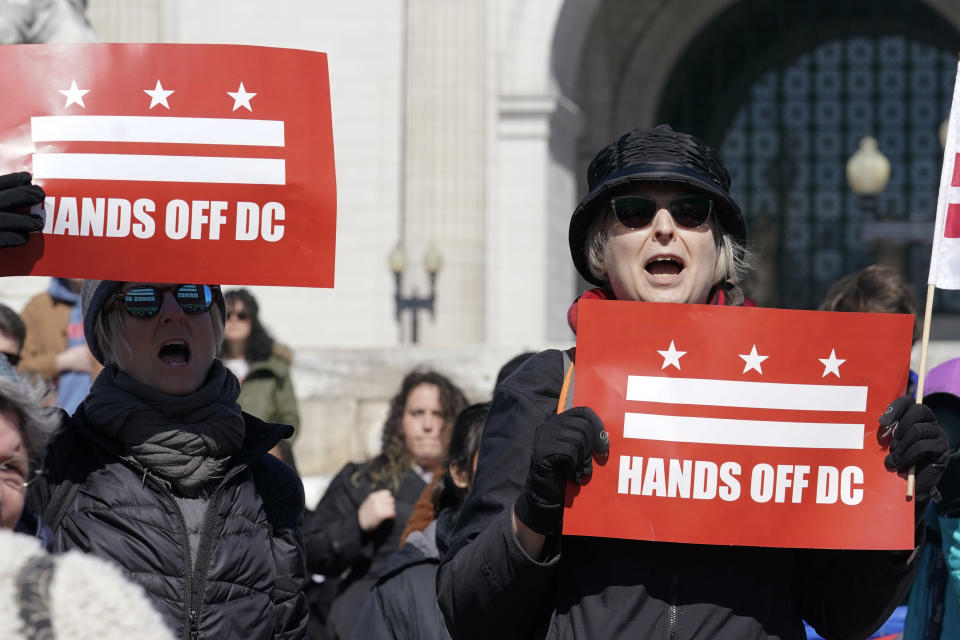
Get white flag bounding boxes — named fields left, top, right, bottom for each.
left=928, top=59, right=960, bottom=289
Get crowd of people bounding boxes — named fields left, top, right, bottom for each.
left=0, top=125, right=955, bottom=640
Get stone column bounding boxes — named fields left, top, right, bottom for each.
left=402, top=0, right=487, bottom=344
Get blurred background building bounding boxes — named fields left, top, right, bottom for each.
left=2, top=0, right=960, bottom=502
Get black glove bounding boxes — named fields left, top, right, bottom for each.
left=877, top=395, right=949, bottom=503
left=514, top=406, right=608, bottom=535
left=0, top=172, right=45, bottom=248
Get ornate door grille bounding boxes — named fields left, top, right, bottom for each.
left=657, top=1, right=960, bottom=310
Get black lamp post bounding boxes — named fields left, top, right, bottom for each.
left=388, top=243, right=443, bottom=343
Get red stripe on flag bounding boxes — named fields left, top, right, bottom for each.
left=946, top=204, right=960, bottom=238
left=954, top=152, right=960, bottom=186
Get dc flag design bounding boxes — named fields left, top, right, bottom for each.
left=563, top=300, right=915, bottom=550
left=0, top=43, right=337, bottom=287
left=929, top=59, right=960, bottom=288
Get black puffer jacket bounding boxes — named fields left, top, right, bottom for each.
left=28, top=406, right=309, bottom=640
left=304, top=462, right=426, bottom=639
left=438, top=349, right=920, bottom=640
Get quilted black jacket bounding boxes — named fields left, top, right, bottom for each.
left=28, top=406, right=308, bottom=640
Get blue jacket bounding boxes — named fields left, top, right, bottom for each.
left=903, top=505, right=960, bottom=640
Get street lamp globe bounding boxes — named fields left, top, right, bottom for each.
left=423, top=243, right=444, bottom=275
left=388, top=244, right=408, bottom=275
left=846, top=136, right=891, bottom=196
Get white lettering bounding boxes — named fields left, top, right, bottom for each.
left=165, top=199, right=189, bottom=239
left=132, top=198, right=155, bottom=239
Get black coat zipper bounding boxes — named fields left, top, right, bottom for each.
left=187, top=464, right=246, bottom=640
left=121, top=455, right=246, bottom=640
left=668, top=572, right=679, bottom=640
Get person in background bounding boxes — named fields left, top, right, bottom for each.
left=20, top=277, right=102, bottom=413
left=351, top=402, right=489, bottom=640
left=0, top=373, right=174, bottom=640
left=399, top=351, right=537, bottom=544
left=819, top=264, right=921, bottom=394
left=0, top=302, right=25, bottom=369
left=902, top=357, right=960, bottom=640
left=220, top=288, right=300, bottom=468
left=304, top=370, right=468, bottom=640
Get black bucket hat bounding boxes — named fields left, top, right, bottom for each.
left=569, top=125, right=746, bottom=286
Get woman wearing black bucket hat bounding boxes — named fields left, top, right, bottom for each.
left=437, top=126, right=947, bottom=640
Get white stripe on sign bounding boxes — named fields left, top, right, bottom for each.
left=626, top=376, right=867, bottom=412
left=32, top=153, right=286, bottom=185
left=31, top=116, right=285, bottom=147
left=623, top=413, right=864, bottom=450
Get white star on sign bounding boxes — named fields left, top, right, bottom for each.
left=144, top=80, right=174, bottom=109
left=657, top=340, right=686, bottom=370
left=227, top=82, right=257, bottom=111
left=818, top=349, right=846, bottom=378
left=739, top=345, right=769, bottom=375
left=59, top=80, right=90, bottom=108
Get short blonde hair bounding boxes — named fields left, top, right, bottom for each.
left=584, top=203, right=752, bottom=287
left=95, top=293, right=225, bottom=366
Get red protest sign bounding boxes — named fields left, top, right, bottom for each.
left=0, top=43, right=336, bottom=287
left=562, top=300, right=915, bottom=550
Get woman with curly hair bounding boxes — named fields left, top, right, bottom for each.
left=304, top=370, right=468, bottom=640
left=220, top=288, right=300, bottom=466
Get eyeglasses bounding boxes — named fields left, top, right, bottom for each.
left=115, top=284, right=215, bottom=319
left=227, top=310, right=249, bottom=321
left=0, top=352, right=20, bottom=367
left=610, top=195, right=713, bottom=230
left=0, top=458, right=42, bottom=491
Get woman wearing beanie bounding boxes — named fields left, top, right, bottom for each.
left=437, top=125, right=948, bottom=640
left=21, top=280, right=309, bottom=639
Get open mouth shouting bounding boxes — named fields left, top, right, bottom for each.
left=645, top=255, right=685, bottom=282
left=158, top=339, right=191, bottom=367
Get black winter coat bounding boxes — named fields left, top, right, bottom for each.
left=28, top=406, right=309, bottom=640
left=350, top=516, right=455, bottom=640
left=304, top=461, right=426, bottom=639
left=438, top=349, right=920, bottom=640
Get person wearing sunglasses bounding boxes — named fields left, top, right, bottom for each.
left=437, top=125, right=946, bottom=640
left=22, top=279, right=309, bottom=639
left=221, top=288, right=301, bottom=469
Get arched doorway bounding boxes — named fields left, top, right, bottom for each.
left=657, top=0, right=960, bottom=309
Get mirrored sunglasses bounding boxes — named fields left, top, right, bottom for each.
left=610, top=195, right=713, bottom=230
left=116, top=284, right=215, bottom=319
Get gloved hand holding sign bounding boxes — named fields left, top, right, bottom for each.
left=877, top=395, right=949, bottom=505
left=515, top=406, right=609, bottom=535
left=0, top=172, right=44, bottom=248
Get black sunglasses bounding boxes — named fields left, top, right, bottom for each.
left=610, top=195, right=713, bottom=230
left=227, top=310, right=249, bottom=321
left=115, top=284, right=216, bottom=319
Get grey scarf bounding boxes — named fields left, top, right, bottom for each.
left=83, top=360, right=245, bottom=496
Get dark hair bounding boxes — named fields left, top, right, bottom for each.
left=432, top=402, right=489, bottom=517
left=222, top=288, right=275, bottom=362
left=358, top=370, right=468, bottom=492
left=0, top=303, right=25, bottom=350
left=819, top=265, right=920, bottom=342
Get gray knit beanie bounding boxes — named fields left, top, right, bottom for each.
left=81, top=280, right=226, bottom=365
left=81, top=280, right=122, bottom=365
